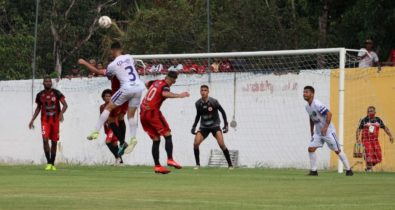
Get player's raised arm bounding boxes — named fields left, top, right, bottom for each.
left=78, top=58, right=106, bottom=76
left=162, top=91, right=190, bottom=98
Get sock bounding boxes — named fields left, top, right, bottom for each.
left=152, top=140, right=160, bottom=166
left=164, top=135, right=173, bottom=160
left=106, top=142, right=119, bottom=158
left=222, top=148, right=233, bottom=167
left=338, top=151, right=351, bottom=170
left=309, top=152, right=317, bottom=171
left=128, top=117, right=138, bottom=138
left=194, top=148, right=200, bottom=166
left=95, top=109, right=110, bottom=131
left=50, top=141, right=57, bottom=165
left=43, top=140, right=51, bottom=164
left=110, top=120, right=126, bottom=145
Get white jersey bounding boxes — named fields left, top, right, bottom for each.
left=305, top=99, right=335, bottom=135
left=358, top=48, right=379, bottom=68
left=106, top=54, right=142, bottom=87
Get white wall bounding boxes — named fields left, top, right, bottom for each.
left=0, top=71, right=331, bottom=168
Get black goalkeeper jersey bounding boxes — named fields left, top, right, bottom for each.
left=193, top=97, right=227, bottom=129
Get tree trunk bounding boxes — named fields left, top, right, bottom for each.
left=55, top=47, right=62, bottom=79
left=318, top=0, right=329, bottom=48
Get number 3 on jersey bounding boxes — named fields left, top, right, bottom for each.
left=125, top=66, right=136, bottom=82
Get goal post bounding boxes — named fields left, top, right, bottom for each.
left=133, top=48, right=350, bottom=170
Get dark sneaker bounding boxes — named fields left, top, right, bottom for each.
left=308, top=170, right=318, bottom=176
left=346, top=169, right=354, bottom=176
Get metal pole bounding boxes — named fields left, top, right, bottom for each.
left=32, top=0, right=40, bottom=115
left=338, top=48, right=346, bottom=173
left=207, top=0, right=211, bottom=83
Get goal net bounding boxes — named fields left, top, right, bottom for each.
left=2, top=48, right=395, bottom=171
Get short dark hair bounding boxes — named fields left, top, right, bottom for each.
left=111, top=42, right=122, bottom=50
left=367, top=106, right=376, bottom=111
left=101, top=89, right=112, bottom=99
left=304, top=86, right=315, bottom=93
left=43, top=75, right=52, bottom=81
left=200, top=85, right=209, bottom=90
left=167, top=71, right=178, bottom=79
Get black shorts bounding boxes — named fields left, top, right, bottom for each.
left=198, top=127, right=221, bottom=139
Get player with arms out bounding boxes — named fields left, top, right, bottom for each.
left=28, top=76, right=68, bottom=170
left=303, top=86, right=353, bottom=176
left=78, top=42, right=143, bottom=154
left=140, top=71, right=190, bottom=174
left=191, top=85, right=233, bottom=169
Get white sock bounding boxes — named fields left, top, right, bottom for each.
left=128, top=117, right=138, bottom=139
left=309, top=152, right=317, bottom=171
left=95, top=109, right=110, bottom=131
left=338, top=151, right=351, bottom=170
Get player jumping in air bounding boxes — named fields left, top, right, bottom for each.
left=78, top=42, right=143, bottom=155
left=303, top=86, right=353, bottom=176
left=100, top=89, right=124, bottom=165
left=140, top=71, right=190, bottom=174
left=191, top=85, right=233, bottom=169
left=29, top=76, right=68, bottom=171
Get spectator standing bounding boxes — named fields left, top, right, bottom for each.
left=358, top=39, right=380, bottom=68
left=168, top=58, right=183, bottom=72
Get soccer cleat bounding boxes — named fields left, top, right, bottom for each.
left=45, top=164, right=53, bottom=171
left=228, top=166, right=235, bottom=170
left=308, top=170, right=318, bottom=176
left=51, top=165, right=57, bottom=171
left=167, top=159, right=182, bottom=169
left=154, top=165, right=171, bottom=174
left=193, top=165, right=200, bottom=170
left=124, top=137, right=138, bottom=155
left=365, top=168, right=373, bottom=172
left=118, top=142, right=128, bottom=156
left=346, top=169, right=354, bottom=176
left=114, top=158, right=123, bottom=166
left=87, top=131, right=99, bottom=140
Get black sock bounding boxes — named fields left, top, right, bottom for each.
left=164, top=135, right=173, bottom=160
left=50, top=141, right=57, bottom=165
left=222, top=148, right=232, bottom=167
left=43, top=140, right=51, bottom=164
left=152, top=140, right=160, bottom=166
left=106, top=142, right=119, bottom=158
left=194, top=148, right=200, bottom=166
left=110, top=120, right=126, bottom=145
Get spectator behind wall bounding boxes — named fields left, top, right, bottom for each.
left=148, top=59, right=163, bottom=74
left=358, top=39, right=380, bottom=70
left=182, top=59, right=198, bottom=74
left=384, top=48, right=395, bottom=66
left=168, top=58, right=183, bottom=72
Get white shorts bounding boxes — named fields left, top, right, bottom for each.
left=111, top=84, right=144, bottom=108
left=309, top=131, right=341, bottom=152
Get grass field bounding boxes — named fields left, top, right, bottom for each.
left=0, top=165, right=395, bottom=210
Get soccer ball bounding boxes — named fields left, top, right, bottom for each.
left=98, top=16, right=112, bottom=29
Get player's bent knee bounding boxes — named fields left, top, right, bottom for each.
left=308, top=147, right=317, bottom=152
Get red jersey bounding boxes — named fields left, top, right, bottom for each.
left=358, top=116, right=385, bottom=140
left=389, top=50, right=395, bottom=65
left=141, top=80, right=170, bottom=111
left=35, top=89, right=65, bottom=123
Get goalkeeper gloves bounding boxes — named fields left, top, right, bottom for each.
left=191, top=127, right=197, bottom=135
left=222, top=124, right=229, bottom=133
